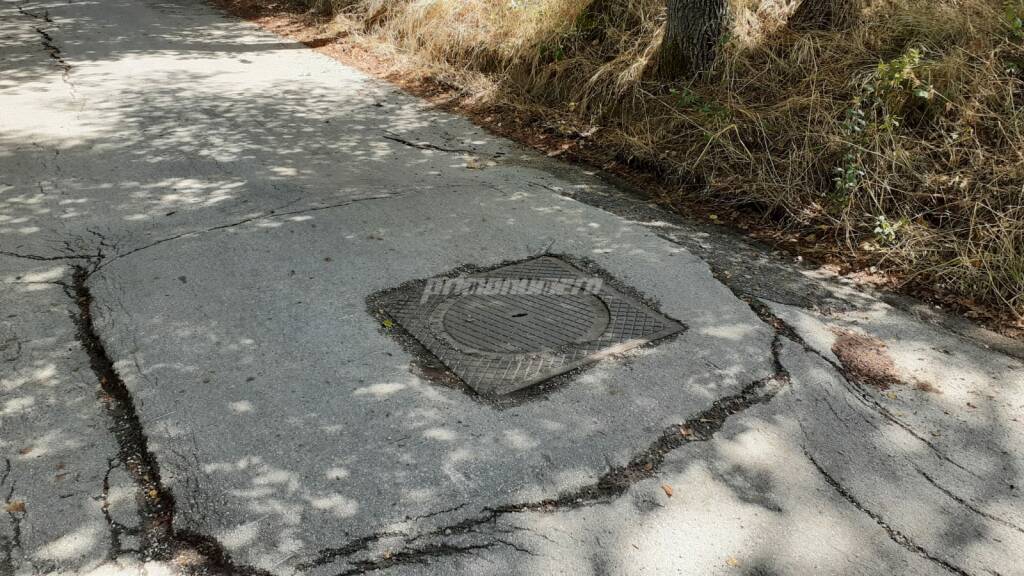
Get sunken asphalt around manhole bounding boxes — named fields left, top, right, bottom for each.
left=375, top=256, right=686, bottom=396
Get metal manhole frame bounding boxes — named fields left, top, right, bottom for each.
left=371, top=255, right=687, bottom=397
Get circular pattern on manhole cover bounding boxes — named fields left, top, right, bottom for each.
left=434, top=294, right=611, bottom=354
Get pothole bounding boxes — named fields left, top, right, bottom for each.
left=373, top=256, right=685, bottom=396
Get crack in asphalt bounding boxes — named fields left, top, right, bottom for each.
left=99, top=457, right=141, bottom=560
left=0, top=196, right=417, bottom=572
left=97, top=193, right=401, bottom=271
left=839, top=377, right=983, bottom=479
left=2, top=479, right=24, bottom=576
left=301, top=331, right=789, bottom=573
left=504, top=364, right=787, bottom=511
left=69, top=266, right=175, bottom=555
left=16, top=3, right=73, bottom=88
left=32, top=26, right=71, bottom=78
left=744, top=299, right=1013, bottom=573
left=334, top=541, right=510, bottom=576
left=752, top=297, right=986, bottom=481
left=68, top=264, right=270, bottom=575
left=748, top=295, right=1006, bottom=566
left=297, top=509, right=550, bottom=570
left=812, top=358, right=983, bottom=478
left=5, top=117, right=1003, bottom=576
left=296, top=532, right=406, bottom=571
left=524, top=173, right=991, bottom=488
left=19, top=3, right=88, bottom=120
left=913, top=465, right=1024, bottom=536
left=805, top=449, right=973, bottom=576
left=15, top=3, right=52, bottom=22
left=292, top=269, right=854, bottom=573
left=3, top=4, right=1015, bottom=572
left=407, top=503, right=467, bottom=521
left=0, top=250, right=96, bottom=262
left=382, top=131, right=480, bottom=155
left=27, top=201, right=1002, bottom=576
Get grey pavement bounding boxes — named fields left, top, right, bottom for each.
left=1, top=0, right=1023, bottom=574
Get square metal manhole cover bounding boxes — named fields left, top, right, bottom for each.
left=375, top=256, right=685, bottom=396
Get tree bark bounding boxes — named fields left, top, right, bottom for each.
left=789, top=0, right=861, bottom=30
left=655, top=0, right=728, bottom=79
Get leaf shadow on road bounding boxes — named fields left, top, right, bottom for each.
left=1, top=0, right=1023, bottom=574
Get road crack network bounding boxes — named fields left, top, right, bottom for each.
left=805, top=450, right=973, bottom=576
left=382, top=131, right=480, bottom=155
left=66, top=263, right=269, bottom=575
left=1, top=461, right=22, bottom=576
left=29, top=211, right=995, bottom=576
left=98, top=193, right=402, bottom=270
left=10, top=149, right=1002, bottom=576
left=2, top=192, right=426, bottom=572
left=16, top=2, right=73, bottom=89
left=302, top=299, right=793, bottom=574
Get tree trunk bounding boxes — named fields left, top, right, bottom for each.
left=789, top=0, right=861, bottom=30
left=655, top=0, right=728, bottom=79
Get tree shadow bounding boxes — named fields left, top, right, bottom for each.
left=2, top=0, right=1022, bottom=574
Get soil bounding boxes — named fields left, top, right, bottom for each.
left=831, top=330, right=902, bottom=391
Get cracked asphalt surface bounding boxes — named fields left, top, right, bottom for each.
left=2, top=0, right=1024, bottom=574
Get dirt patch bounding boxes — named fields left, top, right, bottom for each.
left=831, top=330, right=900, bottom=390
left=830, top=329, right=942, bottom=393
left=831, top=330, right=902, bottom=390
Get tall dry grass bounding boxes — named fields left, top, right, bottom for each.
left=306, top=0, right=1024, bottom=319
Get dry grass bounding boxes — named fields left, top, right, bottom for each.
left=295, top=0, right=1024, bottom=322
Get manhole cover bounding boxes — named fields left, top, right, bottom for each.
left=375, top=256, right=685, bottom=396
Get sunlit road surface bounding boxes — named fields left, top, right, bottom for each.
left=2, top=0, right=1023, bottom=574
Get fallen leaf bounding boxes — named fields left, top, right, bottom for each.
left=4, top=501, right=25, bottom=513
left=679, top=425, right=693, bottom=438
left=382, top=319, right=394, bottom=329
left=661, top=484, right=673, bottom=497
left=172, top=549, right=204, bottom=566
left=546, top=142, right=573, bottom=157
left=726, top=556, right=740, bottom=567
left=148, top=489, right=159, bottom=500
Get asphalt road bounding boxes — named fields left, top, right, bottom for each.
left=2, top=0, right=1023, bottom=574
